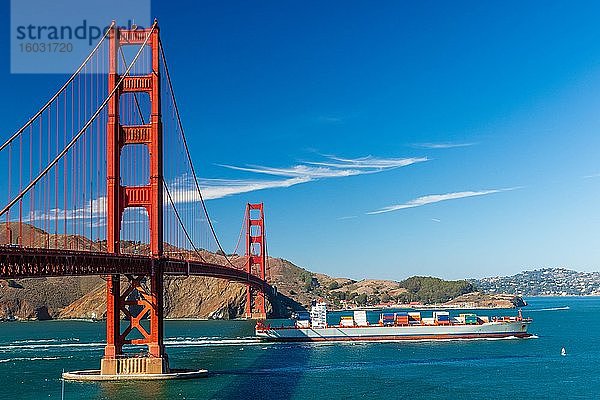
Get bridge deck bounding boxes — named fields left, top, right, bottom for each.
left=0, top=246, right=266, bottom=288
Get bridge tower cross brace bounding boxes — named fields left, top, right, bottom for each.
left=244, top=203, right=267, bottom=319
left=102, top=23, right=167, bottom=375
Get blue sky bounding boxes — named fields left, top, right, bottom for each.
left=3, top=1, right=600, bottom=280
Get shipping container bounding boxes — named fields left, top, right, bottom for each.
left=381, top=313, right=396, bottom=326
left=433, top=311, right=450, bottom=319
left=435, top=312, right=451, bottom=325
left=293, top=311, right=311, bottom=321
left=408, top=311, right=421, bottom=324
left=354, top=311, right=368, bottom=326
left=296, top=320, right=310, bottom=328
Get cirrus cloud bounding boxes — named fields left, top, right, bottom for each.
left=412, top=142, right=477, bottom=149
left=202, top=155, right=427, bottom=200
left=367, top=187, right=520, bottom=215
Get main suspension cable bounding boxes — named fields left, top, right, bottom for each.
left=0, top=22, right=157, bottom=217
left=0, top=21, right=115, bottom=152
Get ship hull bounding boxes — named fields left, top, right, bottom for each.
left=257, top=321, right=531, bottom=342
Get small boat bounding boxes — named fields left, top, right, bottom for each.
left=561, top=347, right=567, bottom=356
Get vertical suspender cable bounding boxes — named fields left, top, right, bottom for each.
left=159, top=42, right=233, bottom=266
left=0, top=22, right=158, bottom=219
left=0, top=22, right=114, bottom=152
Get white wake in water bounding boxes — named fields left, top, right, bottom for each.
left=11, top=338, right=80, bottom=344
left=0, top=337, right=262, bottom=352
left=164, top=337, right=263, bottom=347
left=527, top=306, right=570, bottom=312
left=0, top=356, right=71, bottom=363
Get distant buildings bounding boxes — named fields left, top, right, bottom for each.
left=471, top=268, right=600, bottom=296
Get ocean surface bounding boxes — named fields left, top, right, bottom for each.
left=0, top=297, right=599, bottom=399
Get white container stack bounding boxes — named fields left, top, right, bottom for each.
left=310, top=301, right=328, bottom=328
left=354, top=310, right=368, bottom=326
left=296, top=320, right=310, bottom=328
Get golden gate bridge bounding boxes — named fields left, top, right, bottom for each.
left=0, top=20, right=271, bottom=377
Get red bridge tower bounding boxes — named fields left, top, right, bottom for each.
left=244, top=203, right=268, bottom=319
left=102, top=23, right=167, bottom=375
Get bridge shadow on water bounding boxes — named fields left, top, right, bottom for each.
left=90, top=320, right=312, bottom=400
left=89, top=344, right=312, bottom=400
left=96, top=380, right=170, bottom=400
left=209, top=343, right=312, bottom=400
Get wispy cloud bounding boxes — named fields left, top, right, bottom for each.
left=367, top=187, right=518, bottom=215
left=161, top=175, right=308, bottom=203
left=199, top=177, right=310, bottom=200
left=583, top=173, right=600, bottom=179
left=317, top=116, right=344, bottom=124
left=412, top=142, right=477, bottom=149
left=204, top=155, right=427, bottom=200
left=155, top=155, right=426, bottom=202
left=220, top=155, right=427, bottom=178
left=24, top=196, right=107, bottom=224
left=306, top=155, right=426, bottom=170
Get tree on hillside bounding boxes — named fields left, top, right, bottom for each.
left=398, top=276, right=474, bottom=304
left=356, top=293, right=368, bottom=306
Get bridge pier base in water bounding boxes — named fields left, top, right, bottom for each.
left=101, top=272, right=169, bottom=375
left=100, top=356, right=168, bottom=375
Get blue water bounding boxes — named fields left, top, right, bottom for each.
left=0, top=297, right=599, bottom=399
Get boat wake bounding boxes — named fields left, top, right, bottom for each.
left=164, top=337, right=263, bottom=347
left=0, top=356, right=71, bottom=363
left=10, top=338, right=80, bottom=344
left=0, top=342, right=104, bottom=352
left=0, top=337, right=262, bottom=353
left=527, top=306, right=569, bottom=312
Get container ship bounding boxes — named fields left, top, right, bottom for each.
left=256, top=301, right=532, bottom=342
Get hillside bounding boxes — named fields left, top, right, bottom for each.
left=1, top=260, right=505, bottom=321
left=471, top=268, right=600, bottom=296
left=0, top=276, right=104, bottom=320
left=0, top=224, right=524, bottom=320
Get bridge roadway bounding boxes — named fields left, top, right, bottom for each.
left=0, top=246, right=266, bottom=288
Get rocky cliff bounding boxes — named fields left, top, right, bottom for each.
left=57, top=276, right=248, bottom=320
left=0, top=276, right=104, bottom=320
